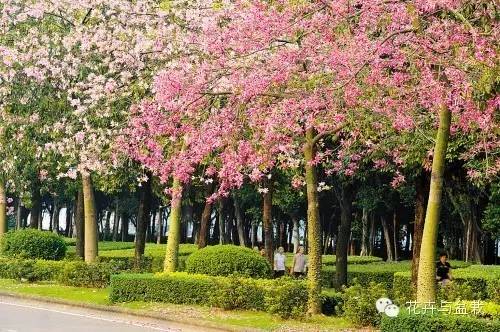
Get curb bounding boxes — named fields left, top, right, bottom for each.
left=0, top=290, right=257, bottom=332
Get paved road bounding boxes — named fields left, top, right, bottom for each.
left=0, top=296, right=219, bottom=332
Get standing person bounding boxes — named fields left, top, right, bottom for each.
left=436, top=252, right=452, bottom=286
left=274, top=246, right=286, bottom=278
left=291, top=246, right=307, bottom=278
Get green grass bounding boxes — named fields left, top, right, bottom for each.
left=0, top=279, right=109, bottom=305
left=66, top=241, right=136, bottom=254
left=0, top=278, right=353, bottom=331
left=98, top=243, right=198, bottom=258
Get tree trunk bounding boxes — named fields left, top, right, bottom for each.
left=52, top=201, right=60, bottom=234
left=104, top=210, right=111, bottom=241
left=262, top=180, right=273, bottom=264
left=164, top=178, right=183, bottom=272
left=251, top=221, right=257, bottom=248
left=393, top=210, right=399, bottom=261
left=412, top=171, right=428, bottom=287
left=336, top=182, right=353, bottom=289
left=82, top=174, right=98, bottom=263
left=16, top=199, right=23, bottom=230
left=156, top=208, right=163, bottom=244
left=30, top=186, right=41, bottom=229
left=121, top=212, right=129, bottom=242
left=0, top=180, right=6, bottom=236
left=74, top=190, right=85, bottom=259
left=417, top=105, right=451, bottom=303
left=233, top=193, right=246, bottom=247
left=135, top=175, right=153, bottom=263
left=112, top=202, right=119, bottom=241
left=368, top=214, right=376, bottom=256
left=381, top=215, right=394, bottom=261
left=291, top=214, right=300, bottom=253
left=304, top=128, right=322, bottom=314
left=218, top=199, right=225, bottom=245
left=65, top=204, right=72, bottom=237
left=360, top=208, right=369, bottom=256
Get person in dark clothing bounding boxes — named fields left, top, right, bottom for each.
left=436, top=252, right=452, bottom=285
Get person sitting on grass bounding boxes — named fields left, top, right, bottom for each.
left=290, top=246, right=307, bottom=278
left=436, top=252, right=452, bottom=286
left=273, top=246, right=286, bottom=278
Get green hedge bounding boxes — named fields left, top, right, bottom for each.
left=394, top=265, right=500, bottom=304
left=381, top=313, right=500, bottom=332
left=1, top=229, right=67, bottom=260
left=0, top=257, right=120, bottom=287
left=321, top=260, right=473, bottom=289
left=109, top=273, right=307, bottom=318
left=185, top=245, right=272, bottom=278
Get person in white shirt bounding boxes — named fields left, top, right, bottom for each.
left=274, top=246, right=286, bottom=278
left=291, top=246, right=307, bottom=278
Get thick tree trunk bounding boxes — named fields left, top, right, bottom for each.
left=135, top=175, right=153, bottom=263
left=0, top=180, right=6, bottom=236
left=304, top=128, right=322, bottom=314
left=412, top=171, right=428, bottom=287
left=417, top=105, right=451, bottom=303
left=336, top=182, right=353, bottom=288
left=164, top=178, right=183, bottom=272
left=82, top=174, right=98, bottom=263
left=381, top=215, right=394, bottom=261
left=233, top=193, right=246, bottom=247
left=74, top=190, right=85, bottom=259
left=360, top=208, right=369, bottom=256
left=262, top=180, right=273, bottom=264
left=30, top=186, right=41, bottom=229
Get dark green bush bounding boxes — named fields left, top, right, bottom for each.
left=109, top=272, right=308, bottom=317
left=264, top=277, right=308, bottom=319
left=1, top=229, right=67, bottom=260
left=185, top=245, right=271, bottom=278
left=321, top=289, right=343, bottom=316
left=57, top=261, right=120, bottom=288
left=341, top=281, right=389, bottom=327
left=381, top=312, right=500, bottom=332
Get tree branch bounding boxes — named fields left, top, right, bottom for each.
left=311, top=124, right=345, bottom=147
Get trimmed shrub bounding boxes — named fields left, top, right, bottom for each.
left=109, top=272, right=308, bottom=317
left=0, top=257, right=66, bottom=282
left=209, top=275, right=265, bottom=310
left=381, top=312, right=500, bottom=332
left=57, top=261, right=120, bottom=288
left=264, top=277, right=308, bottom=319
left=341, top=281, right=389, bottom=327
left=1, top=229, right=67, bottom=260
left=185, top=245, right=272, bottom=278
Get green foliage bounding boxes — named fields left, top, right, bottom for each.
left=1, top=229, right=67, bottom=260
left=185, top=245, right=272, bottom=278
left=380, top=312, right=500, bottom=332
left=209, top=275, right=265, bottom=310
left=264, top=277, right=308, bottom=319
left=109, top=272, right=309, bottom=318
left=0, top=257, right=66, bottom=282
left=321, top=289, right=343, bottom=316
left=57, top=261, right=120, bottom=288
left=341, top=281, right=389, bottom=327
left=393, top=265, right=500, bottom=304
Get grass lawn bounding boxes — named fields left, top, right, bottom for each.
left=0, top=278, right=355, bottom=331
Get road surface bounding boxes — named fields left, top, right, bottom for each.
left=0, top=296, right=220, bottom=332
